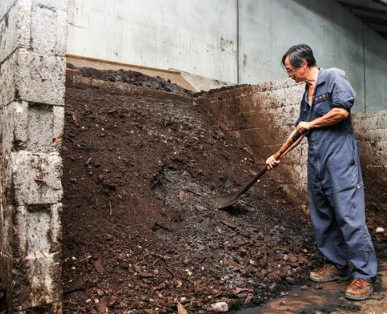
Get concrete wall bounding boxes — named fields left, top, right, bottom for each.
left=239, top=0, right=387, bottom=113
left=239, top=0, right=365, bottom=113
left=67, top=0, right=238, bottom=83
left=67, top=0, right=387, bottom=112
left=0, top=0, right=67, bottom=312
left=353, top=110, right=387, bottom=179
left=364, top=27, right=387, bottom=113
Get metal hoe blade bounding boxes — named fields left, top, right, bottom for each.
left=216, top=165, right=267, bottom=209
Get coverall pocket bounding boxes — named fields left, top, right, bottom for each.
left=314, top=100, right=330, bottom=117
left=327, top=161, right=358, bottom=192
left=327, top=138, right=358, bottom=192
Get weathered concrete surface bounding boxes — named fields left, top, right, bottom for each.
left=0, top=0, right=67, bottom=312
left=353, top=110, right=387, bottom=179
left=16, top=51, right=66, bottom=106
left=0, top=51, right=66, bottom=106
left=11, top=205, right=62, bottom=311
left=1, top=101, right=64, bottom=153
left=0, top=0, right=66, bottom=63
left=0, top=0, right=31, bottom=64
left=12, top=152, right=63, bottom=205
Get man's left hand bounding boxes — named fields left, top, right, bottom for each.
left=297, top=121, right=313, bottom=132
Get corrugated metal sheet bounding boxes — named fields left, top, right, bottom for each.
left=337, top=0, right=387, bottom=40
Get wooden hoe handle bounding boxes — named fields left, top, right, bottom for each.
left=273, top=128, right=306, bottom=161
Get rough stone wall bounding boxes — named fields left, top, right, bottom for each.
left=197, top=80, right=387, bottom=207
left=0, top=0, right=67, bottom=313
left=353, top=110, right=387, bottom=182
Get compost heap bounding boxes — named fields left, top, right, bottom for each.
left=62, top=67, right=387, bottom=314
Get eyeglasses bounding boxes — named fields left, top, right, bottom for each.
left=285, top=67, right=296, bottom=73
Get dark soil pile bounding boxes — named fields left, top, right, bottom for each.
left=62, top=68, right=386, bottom=314
left=68, top=64, right=192, bottom=96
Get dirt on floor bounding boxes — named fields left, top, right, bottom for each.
left=61, top=67, right=387, bottom=314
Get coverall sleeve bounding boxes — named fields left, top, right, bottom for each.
left=330, top=70, right=356, bottom=112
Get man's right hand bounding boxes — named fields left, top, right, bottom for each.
left=266, top=155, right=280, bottom=170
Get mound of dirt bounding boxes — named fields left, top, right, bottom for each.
left=62, top=68, right=386, bottom=314
left=67, top=64, right=192, bottom=96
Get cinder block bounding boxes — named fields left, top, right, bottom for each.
left=31, top=5, right=67, bottom=55
left=1, top=102, right=17, bottom=156
left=0, top=0, right=31, bottom=64
left=0, top=203, right=14, bottom=257
left=1, top=51, right=66, bottom=107
left=16, top=50, right=66, bottom=106
left=11, top=252, right=62, bottom=311
left=251, top=78, right=299, bottom=93
left=0, top=2, right=5, bottom=20
left=0, top=0, right=67, bottom=62
left=0, top=52, right=17, bottom=107
left=32, top=0, right=67, bottom=11
left=377, top=115, right=387, bottom=128
left=15, top=203, right=62, bottom=257
left=0, top=156, right=14, bottom=207
left=0, top=0, right=18, bottom=21
left=26, top=104, right=64, bottom=152
left=239, top=128, right=266, bottom=147
left=11, top=151, right=63, bottom=205
left=1, top=101, right=64, bottom=153
left=375, top=140, right=387, bottom=154
left=355, top=115, right=378, bottom=130
left=363, top=128, right=387, bottom=142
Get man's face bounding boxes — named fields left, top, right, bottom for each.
left=284, top=56, right=306, bottom=83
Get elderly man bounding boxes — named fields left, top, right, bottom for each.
left=266, top=44, right=377, bottom=300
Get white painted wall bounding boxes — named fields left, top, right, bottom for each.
left=67, top=0, right=238, bottom=83
left=67, top=0, right=387, bottom=112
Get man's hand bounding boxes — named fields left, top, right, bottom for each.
left=266, top=155, right=280, bottom=170
left=297, top=121, right=312, bottom=133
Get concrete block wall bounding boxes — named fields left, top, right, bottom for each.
left=197, top=80, right=387, bottom=206
left=0, top=0, right=67, bottom=312
left=353, top=111, right=387, bottom=181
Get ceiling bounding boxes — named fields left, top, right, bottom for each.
left=337, top=0, right=387, bottom=40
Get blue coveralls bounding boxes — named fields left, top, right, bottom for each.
left=297, top=68, right=378, bottom=282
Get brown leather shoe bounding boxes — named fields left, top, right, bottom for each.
left=345, top=277, right=374, bottom=300
left=310, top=264, right=350, bottom=282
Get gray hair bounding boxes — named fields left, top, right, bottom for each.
left=281, top=44, right=316, bottom=68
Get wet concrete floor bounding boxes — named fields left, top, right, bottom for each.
left=237, top=261, right=387, bottom=314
